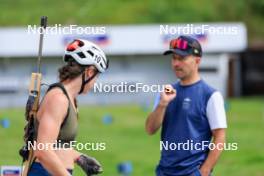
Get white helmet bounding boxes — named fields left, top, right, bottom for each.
left=64, top=39, right=109, bottom=73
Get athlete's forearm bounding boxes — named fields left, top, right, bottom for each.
left=145, top=103, right=167, bottom=135
left=36, top=149, right=71, bottom=176
left=71, top=149, right=82, bottom=162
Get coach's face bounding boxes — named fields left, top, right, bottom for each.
left=171, top=54, right=200, bottom=80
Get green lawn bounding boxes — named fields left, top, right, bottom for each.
left=0, top=97, right=264, bottom=175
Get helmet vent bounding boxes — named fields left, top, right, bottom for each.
left=87, top=50, right=94, bottom=57
left=77, top=52, right=86, bottom=58
left=92, top=46, right=99, bottom=51
left=64, top=54, right=74, bottom=62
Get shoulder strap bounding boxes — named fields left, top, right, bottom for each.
left=47, top=82, right=70, bottom=127
left=47, top=82, right=70, bottom=100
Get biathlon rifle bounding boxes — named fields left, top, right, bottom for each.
left=19, top=16, right=47, bottom=176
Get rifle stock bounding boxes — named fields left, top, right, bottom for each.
left=29, top=73, right=42, bottom=114
left=21, top=73, right=42, bottom=176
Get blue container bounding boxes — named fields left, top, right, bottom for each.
left=102, top=114, right=113, bottom=125
left=117, top=161, right=133, bottom=175
left=1, top=118, right=10, bottom=128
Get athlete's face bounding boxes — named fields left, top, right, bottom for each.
left=171, top=54, right=200, bottom=80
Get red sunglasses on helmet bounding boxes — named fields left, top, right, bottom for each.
left=66, top=40, right=84, bottom=51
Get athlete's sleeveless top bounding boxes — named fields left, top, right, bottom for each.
left=33, top=83, right=78, bottom=145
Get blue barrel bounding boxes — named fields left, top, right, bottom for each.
left=1, top=118, right=10, bottom=128
left=117, top=161, right=133, bottom=175
left=102, top=114, right=113, bottom=125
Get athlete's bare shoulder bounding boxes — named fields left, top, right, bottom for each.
left=37, top=87, right=68, bottom=122
left=44, top=87, right=68, bottom=105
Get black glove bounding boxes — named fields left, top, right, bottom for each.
left=76, top=154, right=103, bottom=176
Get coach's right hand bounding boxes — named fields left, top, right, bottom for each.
left=145, top=84, right=176, bottom=135
left=160, top=84, right=176, bottom=106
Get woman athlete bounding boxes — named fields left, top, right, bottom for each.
left=28, top=39, right=109, bottom=176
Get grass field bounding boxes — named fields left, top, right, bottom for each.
left=0, top=97, right=264, bottom=175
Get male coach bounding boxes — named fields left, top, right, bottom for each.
left=145, top=35, right=227, bottom=176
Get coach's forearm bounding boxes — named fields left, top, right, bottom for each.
left=200, top=129, right=226, bottom=175
left=145, top=104, right=167, bottom=135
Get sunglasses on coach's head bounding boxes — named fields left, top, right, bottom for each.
left=169, top=38, right=192, bottom=50
left=169, top=38, right=201, bottom=57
